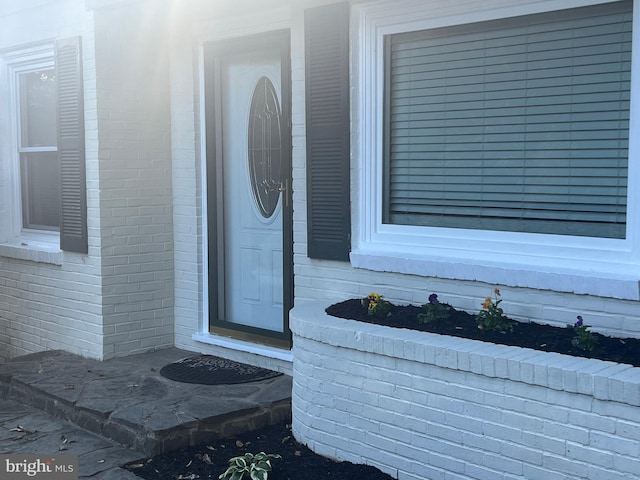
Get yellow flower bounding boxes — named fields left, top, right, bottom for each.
left=482, top=297, right=492, bottom=309
left=368, top=293, right=380, bottom=303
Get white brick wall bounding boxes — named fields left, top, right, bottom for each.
left=0, top=255, right=104, bottom=362
left=93, top=2, right=174, bottom=358
left=169, top=16, right=204, bottom=358
left=291, top=302, right=640, bottom=480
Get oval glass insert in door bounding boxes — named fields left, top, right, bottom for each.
left=248, top=76, right=282, bottom=219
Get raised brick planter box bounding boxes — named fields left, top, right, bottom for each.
left=290, top=301, right=640, bottom=480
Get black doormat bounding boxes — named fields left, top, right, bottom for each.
left=159, top=354, right=283, bottom=385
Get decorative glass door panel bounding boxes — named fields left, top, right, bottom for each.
left=248, top=76, right=282, bottom=219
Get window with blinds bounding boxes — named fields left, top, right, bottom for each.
left=383, top=1, right=631, bottom=239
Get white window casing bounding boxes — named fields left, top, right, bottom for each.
left=351, top=0, right=640, bottom=300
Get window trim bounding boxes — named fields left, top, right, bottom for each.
left=351, top=0, right=640, bottom=300
left=0, top=43, right=62, bottom=259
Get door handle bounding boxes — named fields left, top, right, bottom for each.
left=278, top=179, right=289, bottom=208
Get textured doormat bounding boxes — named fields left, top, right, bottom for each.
left=159, top=354, right=283, bottom=385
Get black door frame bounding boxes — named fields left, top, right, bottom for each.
left=203, top=30, right=293, bottom=348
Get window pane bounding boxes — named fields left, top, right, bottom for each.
left=21, top=152, right=60, bottom=230
left=383, top=2, right=630, bottom=239
left=19, top=69, right=57, bottom=148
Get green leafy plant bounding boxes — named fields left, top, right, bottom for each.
left=476, top=289, right=514, bottom=333
left=418, top=293, right=451, bottom=324
left=361, top=292, right=391, bottom=317
left=219, top=452, right=281, bottom=480
left=570, top=316, right=597, bottom=352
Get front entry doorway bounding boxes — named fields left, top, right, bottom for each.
left=204, top=31, right=292, bottom=348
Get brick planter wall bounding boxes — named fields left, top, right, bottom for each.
left=290, top=301, right=640, bottom=480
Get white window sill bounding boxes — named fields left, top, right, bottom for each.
left=350, top=247, right=640, bottom=301
left=0, top=233, right=62, bottom=265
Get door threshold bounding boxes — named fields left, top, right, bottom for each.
left=192, top=332, right=293, bottom=363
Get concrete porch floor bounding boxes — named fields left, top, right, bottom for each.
left=0, top=348, right=292, bottom=479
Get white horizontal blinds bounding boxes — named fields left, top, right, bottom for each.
left=384, top=1, right=631, bottom=239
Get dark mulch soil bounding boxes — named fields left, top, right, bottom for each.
left=326, top=298, right=640, bottom=367
left=125, top=422, right=394, bottom=480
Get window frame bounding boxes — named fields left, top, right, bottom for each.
left=381, top=7, right=631, bottom=239
left=17, top=65, right=60, bottom=231
left=0, top=43, right=63, bottom=263
left=2, top=44, right=58, bottom=236
left=351, top=0, right=640, bottom=300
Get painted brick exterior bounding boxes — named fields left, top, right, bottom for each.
left=93, top=2, right=174, bottom=358
left=0, top=0, right=173, bottom=361
left=0, top=1, right=103, bottom=362
left=168, top=16, right=204, bottom=360
left=1, top=4, right=639, bottom=478
left=1, top=0, right=639, bottom=376
left=292, top=302, right=640, bottom=480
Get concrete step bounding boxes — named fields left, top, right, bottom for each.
left=0, top=349, right=292, bottom=457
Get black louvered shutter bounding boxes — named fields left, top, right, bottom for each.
left=305, top=2, right=351, bottom=261
left=56, top=37, right=87, bottom=253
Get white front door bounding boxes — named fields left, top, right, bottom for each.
left=222, top=53, right=283, bottom=331
left=205, top=32, right=292, bottom=347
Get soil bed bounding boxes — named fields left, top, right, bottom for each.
left=326, top=299, right=640, bottom=367
left=125, top=422, right=394, bottom=480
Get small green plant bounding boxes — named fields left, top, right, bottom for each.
left=476, top=289, right=514, bottom=333
left=570, top=316, right=597, bottom=352
left=418, top=293, right=450, bottom=324
left=219, top=452, right=281, bottom=480
left=361, top=292, right=391, bottom=317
